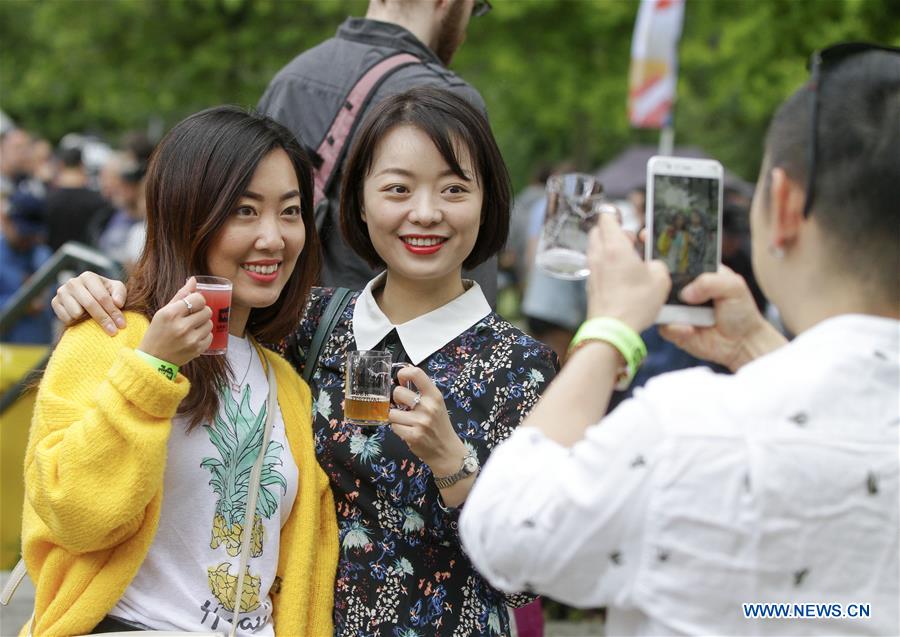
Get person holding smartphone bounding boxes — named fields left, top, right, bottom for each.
left=460, top=44, right=899, bottom=636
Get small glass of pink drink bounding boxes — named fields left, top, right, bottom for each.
left=194, top=275, right=232, bottom=355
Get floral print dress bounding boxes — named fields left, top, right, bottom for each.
left=283, top=285, right=558, bottom=637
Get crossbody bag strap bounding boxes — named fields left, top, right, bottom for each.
left=302, top=287, right=353, bottom=384
left=1, top=558, right=31, bottom=635
left=0, top=557, right=27, bottom=606
left=313, top=52, right=421, bottom=206
left=229, top=342, right=278, bottom=637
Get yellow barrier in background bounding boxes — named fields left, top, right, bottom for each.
left=0, top=343, right=47, bottom=569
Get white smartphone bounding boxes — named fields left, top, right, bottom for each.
left=645, top=155, right=723, bottom=326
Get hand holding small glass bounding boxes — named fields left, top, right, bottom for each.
left=138, top=276, right=214, bottom=367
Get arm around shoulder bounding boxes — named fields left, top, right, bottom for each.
left=24, top=315, right=189, bottom=553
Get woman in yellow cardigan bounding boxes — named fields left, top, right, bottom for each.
left=23, top=106, right=337, bottom=636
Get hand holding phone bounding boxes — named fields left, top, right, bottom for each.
left=645, top=156, right=724, bottom=326
left=585, top=214, right=671, bottom=334
left=659, top=267, right=788, bottom=371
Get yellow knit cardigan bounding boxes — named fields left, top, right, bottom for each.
left=21, top=313, right=337, bottom=636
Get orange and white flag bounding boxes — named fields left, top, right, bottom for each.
left=628, top=0, right=685, bottom=129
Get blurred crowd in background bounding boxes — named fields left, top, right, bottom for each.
left=0, top=122, right=152, bottom=344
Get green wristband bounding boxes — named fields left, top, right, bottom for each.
left=135, top=350, right=180, bottom=382
left=569, top=318, right=647, bottom=390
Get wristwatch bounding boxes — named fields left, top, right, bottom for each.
left=433, top=449, right=480, bottom=489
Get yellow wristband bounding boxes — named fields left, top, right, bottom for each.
left=135, top=350, right=180, bottom=381
left=569, top=318, right=647, bottom=390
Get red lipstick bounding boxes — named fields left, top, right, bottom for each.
left=400, top=235, right=447, bottom=255
left=241, top=260, right=281, bottom=283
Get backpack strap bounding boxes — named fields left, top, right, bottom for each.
left=303, top=287, right=353, bottom=384
left=313, top=52, right=421, bottom=206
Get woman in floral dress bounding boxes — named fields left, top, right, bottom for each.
left=282, top=87, right=557, bottom=637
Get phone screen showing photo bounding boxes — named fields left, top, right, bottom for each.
left=651, top=175, right=720, bottom=306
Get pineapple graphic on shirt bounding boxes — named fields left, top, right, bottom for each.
left=201, top=384, right=287, bottom=612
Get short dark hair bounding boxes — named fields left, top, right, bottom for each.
left=126, top=105, right=321, bottom=428
left=121, top=130, right=155, bottom=165
left=59, top=147, right=83, bottom=168
left=765, top=49, right=900, bottom=299
left=340, top=86, right=511, bottom=270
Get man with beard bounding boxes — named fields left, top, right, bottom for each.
left=258, top=0, right=498, bottom=305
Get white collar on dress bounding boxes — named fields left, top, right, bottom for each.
left=351, top=272, right=492, bottom=365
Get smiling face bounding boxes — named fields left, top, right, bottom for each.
left=206, top=148, right=305, bottom=335
left=361, top=125, right=483, bottom=296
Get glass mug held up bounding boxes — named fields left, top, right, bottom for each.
left=193, top=275, right=232, bottom=355
left=534, top=173, right=619, bottom=280
left=344, top=350, right=410, bottom=426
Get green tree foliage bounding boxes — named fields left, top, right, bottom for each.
left=1, top=0, right=897, bottom=186
left=0, top=0, right=364, bottom=139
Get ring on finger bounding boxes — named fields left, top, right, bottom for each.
left=411, top=392, right=421, bottom=409
left=182, top=298, right=194, bottom=314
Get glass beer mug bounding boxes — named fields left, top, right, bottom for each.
left=534, top=173, right=618, bottom=280
left=344, top=350, right=409, bottom=426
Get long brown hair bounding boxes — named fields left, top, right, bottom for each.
left=126, top=105, right=321, bottom=428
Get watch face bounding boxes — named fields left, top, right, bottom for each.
left=463, top=454, right=479, bottom=473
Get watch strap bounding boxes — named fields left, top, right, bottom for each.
left=434, top=451, right=478, bottom=489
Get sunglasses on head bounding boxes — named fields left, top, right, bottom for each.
left=802, top=41, right=900, bottom=218
left=472, top=0, right=492, bottom=18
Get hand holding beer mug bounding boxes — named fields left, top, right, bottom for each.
left=344, top=351, right=409, bottom=426
left=535, top=173, right=620, bottom=280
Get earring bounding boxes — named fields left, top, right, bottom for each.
left=768, top=244, right=785, bottom=259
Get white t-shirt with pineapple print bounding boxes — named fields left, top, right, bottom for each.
left=111, top=334, right=299, bottom=635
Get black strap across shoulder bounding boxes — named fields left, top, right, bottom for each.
left=303, top=287, right=353, bottom=384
